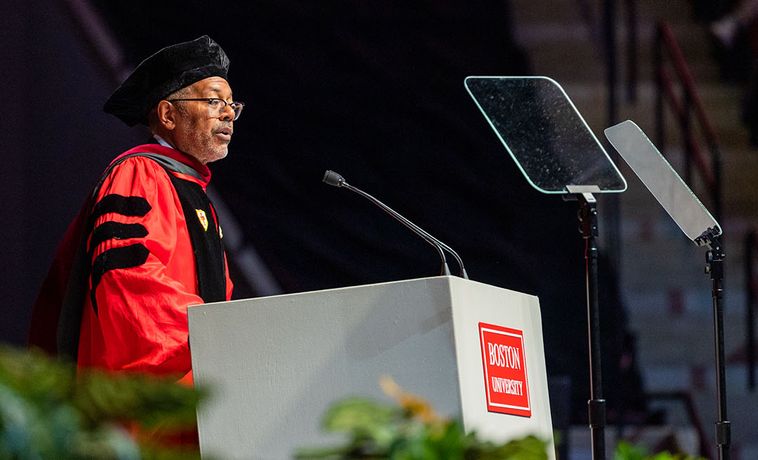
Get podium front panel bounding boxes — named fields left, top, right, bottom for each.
left=189, top=277, right=462, bottom=459
left=189, top=276, right=554, bottom=459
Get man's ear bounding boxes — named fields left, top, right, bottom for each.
left=156, top=100, right=177, bottom=130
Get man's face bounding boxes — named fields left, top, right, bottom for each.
left=171, top=76, right=235, bottom=164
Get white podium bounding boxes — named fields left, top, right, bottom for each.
left=188, top=276, right=555, bottom=459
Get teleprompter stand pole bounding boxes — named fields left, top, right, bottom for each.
left=703, top=233, right=731, bottom=460
left=567, top=190, right=607, bottom=460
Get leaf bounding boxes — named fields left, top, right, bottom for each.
left=614, top=441, right=648, bottom=460
left=0, top=346, right=205, bottom=459
left=322, top=397, right=401, bottom=448
left=299, top=377, right=550, bottom=459
left=74, top=369, right=202, bottom=430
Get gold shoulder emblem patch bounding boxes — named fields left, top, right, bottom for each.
left=196, top=209, right=209, bottom=231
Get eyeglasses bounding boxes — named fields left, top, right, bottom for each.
left=167, top=98, right=245, bottom=120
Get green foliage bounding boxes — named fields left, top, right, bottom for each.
left=295, top=396, right=548, bottom=460
left=0, top=346, right=202, bottom=459
left=613, top=441, right=707, bottom=460
left=296, top=378, right=708, bottom=460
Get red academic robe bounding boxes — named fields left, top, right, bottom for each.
left=29, top=144, right=233, bottom=382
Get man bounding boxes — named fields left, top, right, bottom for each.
left=29, top=36, right=238, bottom=381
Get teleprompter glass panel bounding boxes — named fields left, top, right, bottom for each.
left=464, top=76, right=627, bottom=194
left=605, top=120, right=721, bottom=245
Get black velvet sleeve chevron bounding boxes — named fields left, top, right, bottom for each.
left=87, top=194, right=152, bottom=314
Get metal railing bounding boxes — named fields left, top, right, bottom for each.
left=649, top=19, right=726, bottom=458
left=653, top=20, right=723, bottom=223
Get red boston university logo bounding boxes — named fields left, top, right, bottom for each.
left=478, top=322, right=531, bottom=417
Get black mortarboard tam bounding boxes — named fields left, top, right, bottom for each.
left=103, top=35, right=230, bottom=127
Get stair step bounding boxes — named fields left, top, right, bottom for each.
left=631, top=312, right=748, bottom=367
left=642, top=386, right=758, bottom=458
left=561, top=82, right=744, bottom=137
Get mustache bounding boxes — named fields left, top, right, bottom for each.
left=214, top=123, right=234, bottom=135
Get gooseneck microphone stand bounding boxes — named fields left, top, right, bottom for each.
left=323, top=170, right=469, bottom=279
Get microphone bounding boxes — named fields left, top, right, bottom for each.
left=322, top=170, right=468, bottom=279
